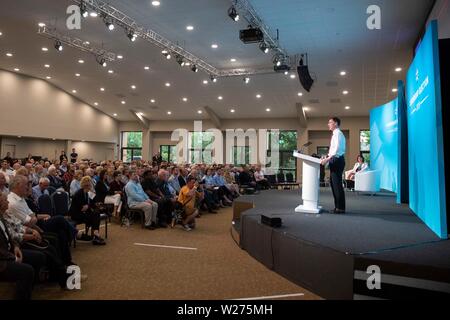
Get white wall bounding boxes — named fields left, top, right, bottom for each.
left=71, top=141, right=117, bottom=163
left=0, top=69, right=119, bottom=143
left=0, top=137, right=66, bottom=160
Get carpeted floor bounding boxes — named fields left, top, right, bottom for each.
left=1, top=203, right=320, bottom=300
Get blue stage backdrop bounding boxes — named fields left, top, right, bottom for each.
left=406, top=20, right=447, bottom=239
left=370, top=99, right=398, bottom=193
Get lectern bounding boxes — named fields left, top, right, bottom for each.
left=293, top=151, right=322, bottom=214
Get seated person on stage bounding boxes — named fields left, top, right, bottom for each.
left=254, top=165, right=270, bottom=190
left=94, top=169, right=122, bottom=218
left=177, top=177, right=203, bottom=231
left=344, top=155, right=368, bottom=190
left=0, top=193, right=46, bottom=300
left=69, top=176, right=106, bottom=245
left=124, top=171, right=159, bottom=230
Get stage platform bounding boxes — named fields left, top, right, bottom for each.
left=232, top=189, right=450, bottom=299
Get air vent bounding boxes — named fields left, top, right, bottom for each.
left=308, top=99, right=320, bottom=104
left=330, top=98, right=342, bottom=103
left=326, top=81, right=338, bottom=87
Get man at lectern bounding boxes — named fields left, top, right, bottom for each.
left=320, top=117, right=346, bottom=214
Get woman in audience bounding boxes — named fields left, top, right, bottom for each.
left=223, top=169, right=241, bottom=197
left=70, top=177, right=105, bottom=245
left=69, top=170, right=83, bottom=197
left=94, top=169, right=122, bottom=218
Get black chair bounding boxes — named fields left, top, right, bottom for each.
left=277, top=173, right=286, bottom=184
left=51, top=191, right=69, bottom=216
left=38, top=194, right=53, bottom=215
left=266, top=175, right=277, bottom=188
left=286, top=173, right=294, bottom=183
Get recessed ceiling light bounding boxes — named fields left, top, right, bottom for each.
left=266, top=108, right=271, bottom=112
left=182, top=97, right=188, bottom=102
left=303, top=107, right=310, bottom=112
left=113, top=113, right=118, bottom=117
left=46, top=76, right=51, bottom=79
left=38, top=22, right=46, bottom=27
left=72, top=90, right=77, bottom=93
left=152, top=1, right=161, bottom=6
left=218, top=96, right=223, bottom=100
left=211, top=44, right=218, bottom=49
left=117, top=55, right=123, bottom=59
left=150, top=99, right=156, bottom=103
left=392, top=88, right=398, bottom=93
left=342, top=90, right=349, bottom=95
left=197, top=110, right=203, bottom=114
left=230, top=109, right=235, bottom=113
left=298, top=92, right=303, bottom=97
left=340, top=71, right=347, bottom=76
left=256, top=94, right=262, bottom=99
left=75, top=73, right=80, bottom=77
left=243, top=77, right=250, bottom=84
left=186, top=25, right=194, bottom=31
left=144, top=66, right=150, bottom=70
left=395, top=67, right=402, bottom=72
left=0, top=32, right=2, bottom=36
left=44, top=64, right=50, bottom=68
left=89, top=12, right=98, bottom=17
left=78, top=59, right=84, bottom=64
left=203, top=80, right=208, bottom=85
left=6, top=53, right=13, bottom=57
left=94, top=102, right=98, bottom=106
left=290, top=74, right=296, bottom=79
left=131, top=85, right=136, bottom=89
left=100, top=87, right=105, bottom=91
left=165, top=82, right=171, bottom=87
left=121, top=100, right=126, bottom=104
left=230, top=58, right=236, bottom=62
left=138, top=112, right=144, bottom=116
left=14, top=68, right=20, bottom=71
left=345, top=106, right=351, bottom=110
left=108, top=69, right=114, bottom=74
left=167, top=111, right=172, bottom=115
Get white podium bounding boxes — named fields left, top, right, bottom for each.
left=293, top=151, right=322, bottom=214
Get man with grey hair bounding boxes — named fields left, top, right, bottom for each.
left=31, top=178, right=50, bottom=204
left=124, top=171, right=159, bottom=230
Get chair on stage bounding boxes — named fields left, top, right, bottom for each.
left=354, top=170, right=381, bottom=195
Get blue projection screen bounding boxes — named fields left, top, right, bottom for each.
left=406, top=20, right=447, bottom=239
left=370, top=99, right=398, bottom=193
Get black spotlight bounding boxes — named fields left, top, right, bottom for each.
left=127, top=30, right=137, bottom=42
left=104, top=17, right=114, bottom=31
left=210, top=75, right=217, bottom=83
left=228, top=6, right=239, bottom=22
left=80, top=1, right=88, bottom=18
left=297, top=54, right=314, bottom=92
left=162, top=50, right=171, bottom=60
left=259, top=42, right=270, bottom=54
left=96, top=55, right=107, bottom=67
left=243, top=77, right=250, bottom=84
left=54, top=40, right=63, bottom=52
left=176, top=55, right=185, bottom=67
left=191, top=65, right=198, bottom=73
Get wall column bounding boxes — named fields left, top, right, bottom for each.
left=142, top=129, right=153, bottom=161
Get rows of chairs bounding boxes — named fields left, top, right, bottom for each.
left=266, top=172, right=299, bottom=190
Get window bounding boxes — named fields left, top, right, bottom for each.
left=360, top=130, right=371, bottom=165
left=267, top=131, right=298, bottom=179
left=160, top=145, right=177, bottom=163
left=188, top=132, right=215, bottom=163
left=232, top=146, right=251, bottom=165
left=121, top=131, right=142, bottom=162
left=317, top=146, right=329, bottom=157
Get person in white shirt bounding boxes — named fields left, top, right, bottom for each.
left=345, top=155, right=368, bottom=190
left=1, top=161, right=14, bottom=184
left=321, top=117, right=346, bottom=214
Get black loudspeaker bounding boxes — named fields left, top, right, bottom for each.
left=297, top=65, right=314, bottom=92
left=261, top=215, right=282, bottom=228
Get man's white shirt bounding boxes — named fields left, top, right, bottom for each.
left=328, top=128, right=346, bottom=157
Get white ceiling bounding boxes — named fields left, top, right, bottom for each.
left=0, top=0, right=435, bottom=121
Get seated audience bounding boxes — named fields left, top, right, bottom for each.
left=177, top=177, right=202, bottom=231
left=94, top=169, right=122, bottom=218
left=31, top=178, right=50, bottom=204
left=124, top=171, right=159, bottom=230
left=254, top=165, right=270, bottom=190
left=69, top=176, right=106, bottom=245
left=0, top=173, right=9, bottom=195
left=70, top=170, right=83, bottom=197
